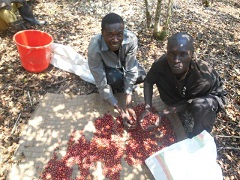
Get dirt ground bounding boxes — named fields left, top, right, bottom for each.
left=0, top=0, right=239, bottom=179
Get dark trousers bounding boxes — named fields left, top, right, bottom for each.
left=178, top=95, right=219, bottom=138
left=105, top=65, right=146, bottom=92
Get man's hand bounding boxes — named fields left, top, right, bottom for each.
left=139, top=108, right=161, bottom=131
left=114, top=104, right=137, bottom=130
left=126, top=107, right=137, bottom=122
left=162, top=106, right=177, bottom=115
left=144, top=113, right=160, bottom=131
left=124, top=107, right=137, bottom=130
left=139, top=109, right=151, bottom=124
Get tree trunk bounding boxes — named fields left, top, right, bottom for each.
left=153, top=0, right=163, bottom=38
left=153, top=0, right=173, bottom=40
left=144, top=0, right=152, bottom=28
left=162, top=0, right=173, bottom=38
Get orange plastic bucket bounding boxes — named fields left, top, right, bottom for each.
left=13, top=30, right=53, bottom=73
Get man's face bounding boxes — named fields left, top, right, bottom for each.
left=102, top=23, right=124, bottom=52
left=166, top=38, right=193, bottom=77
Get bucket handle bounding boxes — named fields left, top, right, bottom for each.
left=20, top=49, right=33, bottom=59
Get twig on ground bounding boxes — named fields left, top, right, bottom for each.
left=0, top=146, right=7, bottom=150
left=217, top=147, right=240, bottom=151
left=87, top=88, right=96, bottom=95
left=56, top=83, right=67, bottom=93
left=73, top=1, right=81, bottom=6
left=27, top=91, right=33, bottom=107
left=217, top=119, right=238, bottom=125
left=29, top=84, right=40, bottom=88
left=215, top=135, right=240, bottom=139
left=14, top=87, right=23, bottom=91
left=51, top=79, right=68, bottom=86
left=11, top=112, right=22, bottom=135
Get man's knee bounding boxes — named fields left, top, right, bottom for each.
left=108, top=72, right=123, bottom=86
left=190, top=96, right=218, bottom=112
left=135, top=65, right=146, bottom=84
left=188, top=96, right=219, bottom=137
left=105, top=68, right=123, bottom=89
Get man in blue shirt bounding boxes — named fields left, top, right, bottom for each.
left=88, top=13, right=146, bottom=129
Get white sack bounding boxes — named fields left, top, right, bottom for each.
left=145, top=130, right=223, bottom=180
left=50, top=43, right=95, bottom=85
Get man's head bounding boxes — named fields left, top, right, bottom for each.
left=166, top=32, right=194, bottom=77
left=101, top=13, right=124, bottom=52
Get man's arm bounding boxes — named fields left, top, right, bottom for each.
left=139, top=80, right=159, bottom=130
left=87, top=39, right=118, bottom=106
left=139, top=80, right=154, bottom=120
left=123, top=33, right=139, bottom=95
left=144, top=80, right=154, bottom=111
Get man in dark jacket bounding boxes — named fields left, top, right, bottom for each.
left=140, top=32, right=226, bottom=138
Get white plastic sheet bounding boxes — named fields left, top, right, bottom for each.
left=50, top=43, right=96, bottom=85
left=145, top=130, right=223, bottom=180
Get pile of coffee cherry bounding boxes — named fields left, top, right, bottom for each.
left=40, top=104, right=176, bottom=180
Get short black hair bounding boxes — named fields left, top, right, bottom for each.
left=101, top=13, right=124, bottom=30
left=168, top=32, right=194, bottom=53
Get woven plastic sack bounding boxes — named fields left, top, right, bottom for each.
left=50, top=43, right=95, bottom=85
left=145, top=130, right=223, bottom=180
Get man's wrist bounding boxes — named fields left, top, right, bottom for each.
left=114, top=104, right=119, bottom=110
left=114, top=104, right=122, bottom=114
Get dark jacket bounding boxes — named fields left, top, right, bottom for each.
left=145, top=54, right=227, bottom=108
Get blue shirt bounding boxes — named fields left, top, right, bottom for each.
left=88, top=29, right=139, bottom=106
